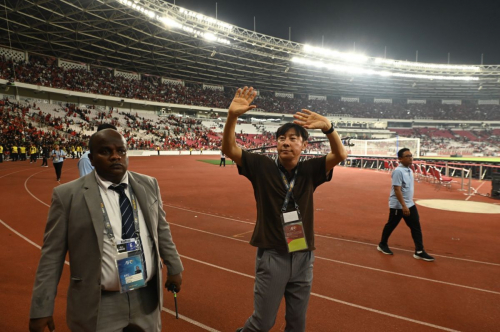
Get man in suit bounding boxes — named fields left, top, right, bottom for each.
left=29, top=129, right=184, bottom=332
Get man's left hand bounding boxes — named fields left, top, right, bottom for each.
left=293, top=109, right=330, bottom=131
left=165, top=272, right=182, bottom=293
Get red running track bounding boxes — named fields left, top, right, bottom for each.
left=0, top=156, right=499, bottom=332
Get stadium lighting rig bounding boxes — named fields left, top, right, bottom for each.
left=304, top=44, right=480, bottom=72
left=374, top=58, right=480, bottom=71
left=117, top=0, right=487, bottom=83
left=116, top=0, right=231, bottom=45
left=304, top=44, right=368, bottom=63
left=291, top=56, right=479, bottom=81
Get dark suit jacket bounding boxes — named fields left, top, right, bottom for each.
left=30, top=170, right=183, bottom=331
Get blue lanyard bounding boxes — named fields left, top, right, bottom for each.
left=97, top=185, right=141, bottom=247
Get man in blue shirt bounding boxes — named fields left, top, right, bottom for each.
left=377, top=148, right=434, bottom=261
left=78, top=124, right=117, bottom=177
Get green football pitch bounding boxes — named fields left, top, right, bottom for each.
left=198, top=159, right=236, bottom=166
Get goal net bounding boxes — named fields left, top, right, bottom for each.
left=347, top=137, right=420, bottom=157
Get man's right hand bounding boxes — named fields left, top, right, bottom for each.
left=29, top=316, right=55, bottom=332
left=402, top=206, right=410, bottom=216
left=228, top=87, right=258, bottom=117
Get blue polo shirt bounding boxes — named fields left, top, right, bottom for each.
left=389, top=164, right=414, bottom=209
left=78, top=151, right=94, bottom=177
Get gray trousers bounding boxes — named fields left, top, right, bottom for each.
left=243, top=248, right=315, bottom=332
left=96, top=275, right=160, bottom=332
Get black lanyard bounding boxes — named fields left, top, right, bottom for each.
left=275, top=158, right=300, bottom=213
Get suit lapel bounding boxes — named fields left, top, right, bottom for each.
left=83, top=171, right=105, bottom=256
left=129, top=172, right=155, bottom=237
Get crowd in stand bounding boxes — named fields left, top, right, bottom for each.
left=1, top=54, right=500, bottom=160
left=0, top=100, right=92, bottom=163
left=0, top=96, right=275, bottom=159
left=2, top=55, right=500, bottom=121
left=2, top=95, right=499, bottom=163
left=392, top=127, right=500, bottom=156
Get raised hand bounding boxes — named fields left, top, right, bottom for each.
left=228, top=86, right=258, bottom=117
left=293, top=109, right=330, bottom=131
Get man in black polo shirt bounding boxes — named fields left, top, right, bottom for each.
left=222, top=87, right=347, bottom=332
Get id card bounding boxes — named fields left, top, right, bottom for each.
left=116, top=253, right=146, bottom=293
left=283, top=221, right=308, bottom=253
left=281, top=210, right=301, bottom=224
left=116, top=238, right=138, bottom=253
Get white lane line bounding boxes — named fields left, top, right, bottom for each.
left=465, top=182, right=486, bottom=201
left=1, top=218, right=43, bottom=250
left=0, top=218, right=69, bottom=266
left=25, top=171, right=52, bottom=207
left=163, top=203, right=254, bottom=225
left=180, top=255, right=459, bottom=332
left=171, top=223, right=247, bottom=243
left=161, top=308, right=220, bottom=332
left=315, top=234, right=500, bottom=267
left=0, top=168, right=36, bottom=179
left=316, top=256, right=500, bottom=295
left=1, top=217, right=219, bottom=332
left=170, top=222, right=500, bottom=296
left=164, top=204, right=500, bottom=267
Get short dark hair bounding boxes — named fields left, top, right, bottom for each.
left=397, top=148, right=410, bottom=158
left=276, top=123, right=309, bottom=141
left=89, top=125, right=118, bottom=152
left=97, top=123, right=117, bottom=131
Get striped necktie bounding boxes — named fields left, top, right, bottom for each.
left=108, top=184, right=147, bottom=278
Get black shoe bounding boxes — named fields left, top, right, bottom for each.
left=377, top=244, right=393, bottom=255
left=235, top=328, right=243, bottom=332
left=413, top=251, right=435, bottom=262
left=57, top=178, right=60, bottom=181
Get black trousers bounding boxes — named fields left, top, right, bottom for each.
left=380, top=205, right=424, bottom=251
left=41, top=157, right=48, bottom=166
left=53, top=162, right=63, bottom=180
left=220, top=158, right=225, bottom=166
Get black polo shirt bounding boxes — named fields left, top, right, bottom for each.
left=238, top=150, right=332, bottom=252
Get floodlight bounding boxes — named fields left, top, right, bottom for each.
left=292, top=56, right=478, bottom=81
left=204, top=33, right=217, bottom=42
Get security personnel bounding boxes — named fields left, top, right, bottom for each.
left=20, top=145, right=27, bottom=161
left=30, top=144, right=38, bottom=163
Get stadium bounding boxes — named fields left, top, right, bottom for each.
left=0, top=1, right=499, bottom=331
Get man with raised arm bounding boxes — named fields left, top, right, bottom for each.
left=223, top=87, right=347, bottom=332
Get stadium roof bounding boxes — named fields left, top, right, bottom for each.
left=1, top=0, right=500, bottom=100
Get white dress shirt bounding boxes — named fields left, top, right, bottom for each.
left=95, top=172, right=156, bottom=291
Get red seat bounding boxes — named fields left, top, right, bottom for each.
left=430, top=166, right=452, bottom=190
left=420, top=164, right=432, bottom=182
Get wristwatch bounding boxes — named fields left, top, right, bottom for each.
left=322, top=122, right=335, bottom=134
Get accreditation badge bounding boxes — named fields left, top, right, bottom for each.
left=116, top=238, right=138, bottom=253
left=116, top=252, right=147, bottom=293
left=115, top=238, right=146, bottom=293
left=281, top=210, right=308, bottom=253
